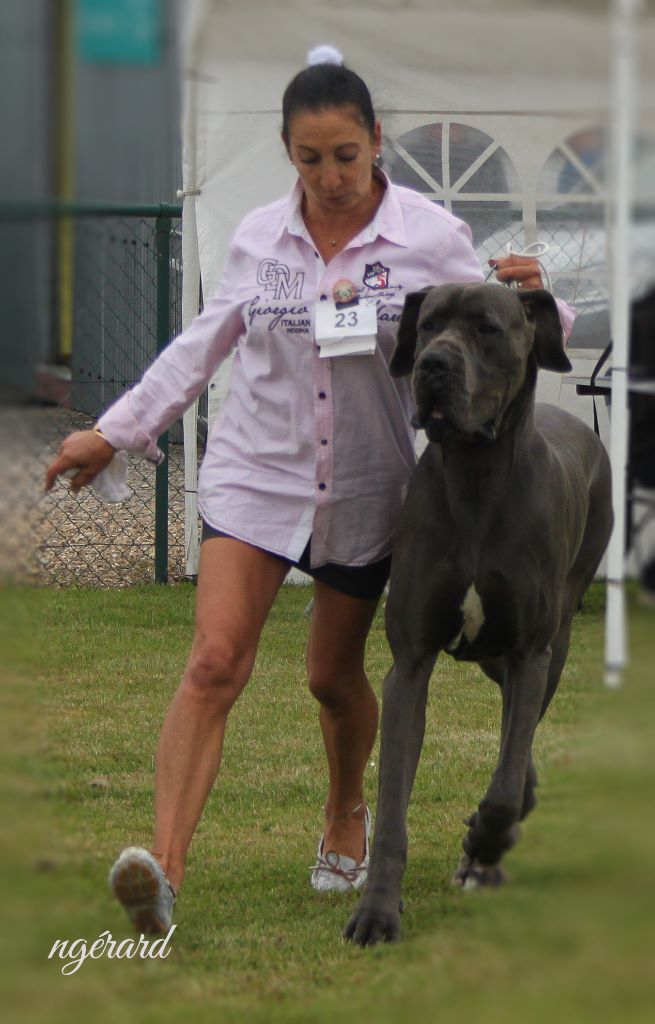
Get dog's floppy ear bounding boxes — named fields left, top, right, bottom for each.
left=390, top=288, right=431, bottom=377
left=518, top=289, right=572, bottom=373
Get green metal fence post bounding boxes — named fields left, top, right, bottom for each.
left=155, top=215, right=172, bottom=583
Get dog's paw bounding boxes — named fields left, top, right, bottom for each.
left=452, top=853, right=507, bottom=890
left=343, top=900, right=402, bottom=947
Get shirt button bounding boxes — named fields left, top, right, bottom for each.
left=318, top=391, right=327, bottom=399
left=320, top=438, right=328, bottom=446
left=320, top=294, right=327, bottom=300
left=318, top=482, right=327, bottom=490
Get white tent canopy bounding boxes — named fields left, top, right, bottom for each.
left=181, top=0, right=624, bottom=297
left=178, top=0, right=655, bottom=681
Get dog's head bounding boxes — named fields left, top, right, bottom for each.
left=390, top=283, right=571, bottom=443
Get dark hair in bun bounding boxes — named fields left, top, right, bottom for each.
left=282, top=47, right=376, bottom=141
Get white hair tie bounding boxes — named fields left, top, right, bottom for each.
left=307, top=44, right=344, bottom=67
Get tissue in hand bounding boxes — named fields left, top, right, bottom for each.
left=63, top=452, right=132, bottom=503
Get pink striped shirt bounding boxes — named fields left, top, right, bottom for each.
left=98, top=174, right=575, bottom=567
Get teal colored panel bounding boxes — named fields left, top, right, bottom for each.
left=76, top=0, right=161, bottom=64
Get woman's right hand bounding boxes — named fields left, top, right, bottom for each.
left=45, top=430, right=116, bottom=495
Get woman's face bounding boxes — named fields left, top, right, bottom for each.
left=284, top=105, right=381, bottom=218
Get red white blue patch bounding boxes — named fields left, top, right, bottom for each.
left=363, top=261, right=390, bottom=289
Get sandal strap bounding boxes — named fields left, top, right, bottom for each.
left=309, top=852, right=368, bottom=884
left=310, top=804, right=371, bottom=883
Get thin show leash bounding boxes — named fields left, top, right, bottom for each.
left=485, top=241, right=553, bottom=292
left=486, top=241, right=562, bottom=409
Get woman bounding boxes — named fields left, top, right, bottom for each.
left=45, top=48, right=570, bottom=934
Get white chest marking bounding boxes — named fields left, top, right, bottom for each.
left=447, top=584, right=486, bottom=652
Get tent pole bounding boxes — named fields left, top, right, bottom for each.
left=604, top=0, right=640, bottom=687
left=181, top=196, right=201, bottom=578
left=179, top=0, right=207, bottom=579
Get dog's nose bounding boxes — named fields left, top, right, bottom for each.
left=417, top=349, right=456, bottom=375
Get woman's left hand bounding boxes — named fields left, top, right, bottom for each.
left=490, top=255, right=543, bottom=290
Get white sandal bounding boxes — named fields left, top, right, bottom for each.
left=310, top=804, right=372, bottom=893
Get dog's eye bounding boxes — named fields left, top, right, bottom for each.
left=421, top=316, right=440, bottom=332
left=478, top=323, right=500, bottom=336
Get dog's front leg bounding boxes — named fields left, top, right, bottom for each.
left=455, top=648, right=551, bottom=888
left=344, top=654, right=435, bottom=947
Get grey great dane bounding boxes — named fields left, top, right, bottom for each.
left=344, top=282, right=613, bottom=947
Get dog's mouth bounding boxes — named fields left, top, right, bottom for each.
left=411, top=403, right=453, bottom=441
left=412, top=372, right=498, bottom=443
left=412, top=403, right=497, bottom=444
left=410, top=407, right=445, bottom=426
left=412, top=376, right=454, bottom=427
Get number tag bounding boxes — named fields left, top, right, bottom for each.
left=314, top=299, right=378, bottom=358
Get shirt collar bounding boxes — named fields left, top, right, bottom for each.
left=279, top=169, right=408, bottom=249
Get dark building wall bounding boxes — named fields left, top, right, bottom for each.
left=70, top=1, right=183, bottom=418
left=0, top=0, right=182, bottom=402
left=75, top=1, right=181, bottom=203
left=0, top=0, right=53, bottom=398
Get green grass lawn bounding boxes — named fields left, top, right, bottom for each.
left=1, top=582, right=653, bottom=1024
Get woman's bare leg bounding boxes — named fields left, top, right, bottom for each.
left=152, top=538, right=289, bottom=891
left=306, top=583, right=380, bottom=861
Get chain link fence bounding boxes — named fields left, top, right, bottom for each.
left=470, top=201, right=655, bottom=350
left=71, top=215, right=180, bottom=420
left=0, top=205, right=205, bottom=588
left=0, top=405, right=189, bottom=588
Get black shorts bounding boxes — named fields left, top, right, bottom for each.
left=201, top=521, right=390, bottom=602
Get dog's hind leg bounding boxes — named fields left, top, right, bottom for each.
left=480, top=655, right=538, bottom=823
left=519, top=620, right=573, bottom=822
left=454, top=648, right=551, bottom=889
left=517, top=620, right=574, bottom=832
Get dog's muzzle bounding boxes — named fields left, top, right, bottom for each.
left=411, top=348, right=462, bottom=433
left=411, top=349, right=498, bottom=444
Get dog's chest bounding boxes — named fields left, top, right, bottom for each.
left=445, top=583, right=486, bottom=655
left=441, top=570, right=525, bottom=661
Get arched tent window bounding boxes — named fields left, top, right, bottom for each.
left=537, top=126, right=655, bottom=348
left=381, top=121, right=521, bottom=257
left=540, top=127, right=607, bottom=198
left=536, top=126, right=607, bottom=348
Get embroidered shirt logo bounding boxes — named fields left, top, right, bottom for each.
left=257, top=258, right=305, bottom=300
left=363, top=262, right=390, bottom=289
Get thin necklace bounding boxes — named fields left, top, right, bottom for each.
left=305, top=179, right=382, bottom=250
